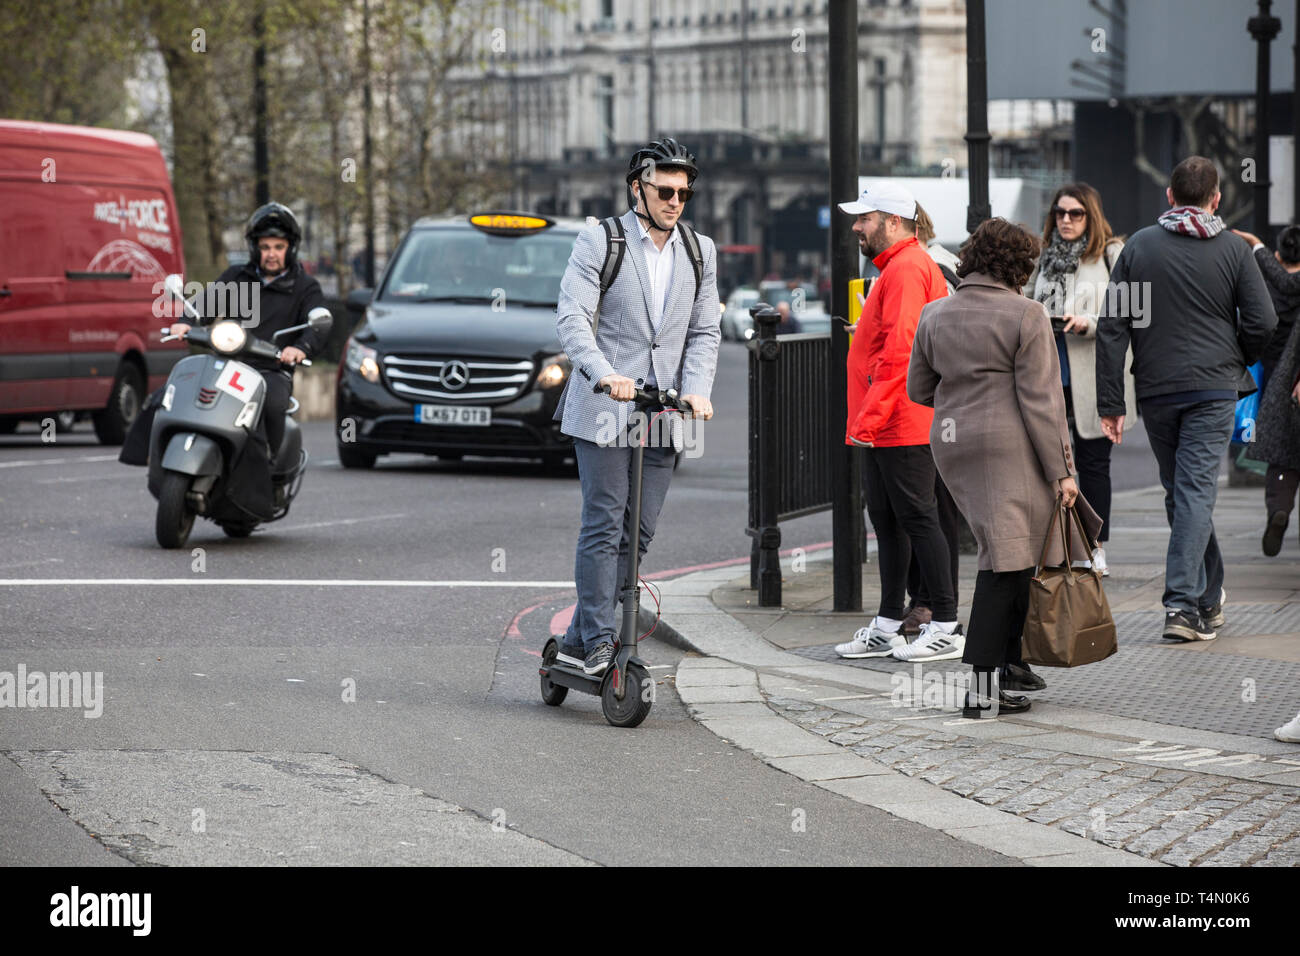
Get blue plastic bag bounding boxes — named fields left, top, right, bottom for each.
left=1232, top=362, right=1265, bottom=443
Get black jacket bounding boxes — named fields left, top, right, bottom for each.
left=1253, top=246, right=1300, bottom=369
left=199, top=261, right=325, bottom=371
left=1095, top=224, right=1276, bottom=415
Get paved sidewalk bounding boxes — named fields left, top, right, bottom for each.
left=661, top=484, right=1300, bottom=867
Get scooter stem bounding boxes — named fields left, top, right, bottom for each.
left=614, top=437, right=646, bottom=700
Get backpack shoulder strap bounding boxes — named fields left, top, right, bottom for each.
left=592, top=216, right=626, bottom=336
left=677, top=221, right=704, bottom=300
left=937, top=262, right=959, bottom=293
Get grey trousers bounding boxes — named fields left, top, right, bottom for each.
left=564, top=438, right=676, bottom=652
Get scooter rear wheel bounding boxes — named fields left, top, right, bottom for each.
left=601, top=660, right=652, bottom=728
left=156, top=471, right=196, bottom=549
left=539, top=639, right=568, bottom=706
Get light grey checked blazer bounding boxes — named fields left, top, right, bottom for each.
left=555, top=209, right=721, bottom=451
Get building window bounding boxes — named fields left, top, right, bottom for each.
left=874, top=58, right=887, bottom=152
left=597, top=75, right=615, bottom=157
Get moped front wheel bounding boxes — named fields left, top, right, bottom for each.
left=156, top=472, right=196, bottom=549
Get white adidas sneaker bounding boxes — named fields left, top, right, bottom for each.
left=835, top=620, right=906, bottom=659
left=892, top=622, right=965, bottom=662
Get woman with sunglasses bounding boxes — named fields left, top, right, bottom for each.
left=1025, top=182, right=1136, bottom=577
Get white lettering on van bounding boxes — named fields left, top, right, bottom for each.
left=91, top=197, right=171, bottom=235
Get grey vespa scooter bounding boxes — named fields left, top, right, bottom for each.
left=149, top=273, right=332, bottom=548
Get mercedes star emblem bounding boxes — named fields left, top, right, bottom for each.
left=441, top=360, right=470, bottom=391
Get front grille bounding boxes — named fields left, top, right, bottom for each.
left=382, top=354, right=534, bottom=402
left=196, top=387, right=219, bottom=406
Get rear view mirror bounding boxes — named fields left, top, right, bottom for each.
left=307, top=307, right=333, bottom=334
left=164, top=274, right=185, bottom=299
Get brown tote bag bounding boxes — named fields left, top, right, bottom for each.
left=1021, top=496, right=1118, bottom=667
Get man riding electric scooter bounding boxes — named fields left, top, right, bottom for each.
left=543, top=138, right=721, bottom=725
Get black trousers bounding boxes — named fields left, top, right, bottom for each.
left=261, top=368, right=293, bottom=461
left=862, top=445, right=956, bottom=620
left=962, top=567, right=1035, bottom=669
left=1064, top=387, right=1114, bottom=543
left=907, top=472, right=961, bottom=611
left=1265, top=464, right=1300, bottom=516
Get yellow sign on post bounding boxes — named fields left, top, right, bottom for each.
left=846, top=278, right=867, bottom=337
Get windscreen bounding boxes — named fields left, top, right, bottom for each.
left=381, top=227, right=577, bottom=306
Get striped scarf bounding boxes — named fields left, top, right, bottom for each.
left=1158, top=205, right=1225, bottom=239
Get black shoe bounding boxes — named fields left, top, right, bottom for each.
left=1263, top=511, right=1288, bottom=556
left=583, top=642, right=615, bottom=676
left=962, top=689, right=1032, bottom=718
left=1198, top=589, right=1226, bottom=630
left=1162, top=609, right=1216, bottom=642
left=555, top=638, right=585, bottom=667
left=999, top=661, right=1046, bottom=691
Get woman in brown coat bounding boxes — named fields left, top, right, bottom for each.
left=908, top=219, right=1081, bottom=717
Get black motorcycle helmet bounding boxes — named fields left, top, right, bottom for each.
left=245, top=202, right=302, bottom=270
left=625, top=138, right=698, bottom=230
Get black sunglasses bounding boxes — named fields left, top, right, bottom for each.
left=1053, top=205, right=1086, bottom=221
left=642, top=180, right=694, bottom=203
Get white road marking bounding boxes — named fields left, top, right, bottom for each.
left=813, top=694, right=874, bottom=702
left=282, top=513, right=407, bottom=531
left=0, top=454, right=120, bottom=469
left=37, top=473, right=136, bottom=484
left=0, top=577, right=576, bottom=588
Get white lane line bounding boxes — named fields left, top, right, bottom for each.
left=37, top=473, right=137, bottom=484
left=0, top=578, right=576, bottom=588
left=282, top=513, right=407, bottom=531
left=0, top=454, right=121, bottom=469
left=813, top=694, right=875, bottom=702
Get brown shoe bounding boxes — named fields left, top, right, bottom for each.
left=901, top=604, right=932, bottom=635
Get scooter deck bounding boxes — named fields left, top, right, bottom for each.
left=539, top=654, right=648, bottom=696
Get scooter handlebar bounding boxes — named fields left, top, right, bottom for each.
left=595, top=382, right=694, bottom=413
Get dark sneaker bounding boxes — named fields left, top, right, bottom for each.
left=555, top=638, right=585, bottom=667
left=1199, top=588, right=1226, bottom=630
left=900, top=603, right=932, bottom=636
left=999, top=661, right=1046, bottom=691
left=1263, top=511, right=1288, bottom=557
left=583, top=642, right=615, bottom=676
left=1162, top=609, right=1216, bottom=642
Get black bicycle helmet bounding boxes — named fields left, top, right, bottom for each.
left=626, top=137, right=698, bottom=188
left=245, top=202, right=302, bottom=267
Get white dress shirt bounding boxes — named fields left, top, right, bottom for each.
left=633, top=214, right=678, bottom=332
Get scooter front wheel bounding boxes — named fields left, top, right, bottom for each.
left=601, top=660, right=652, bottom=728
left=539, top=639, right=568, bottom=706
left=156, top=471, right=196, bottom=549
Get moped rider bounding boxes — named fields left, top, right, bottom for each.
left=168, top=202, right=326, bottom=459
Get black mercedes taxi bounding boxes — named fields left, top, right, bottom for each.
left=336, top=212, right=584, bottom=469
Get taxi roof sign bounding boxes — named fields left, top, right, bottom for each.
left=469, top=211, right=554, bottom=235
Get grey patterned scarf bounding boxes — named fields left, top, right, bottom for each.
left=1034, top=230, right=1088, bottom=313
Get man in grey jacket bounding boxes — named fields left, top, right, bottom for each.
left=554, top=138, right=720, bottom=677
left=1096, top=156, right=1276, bottom=642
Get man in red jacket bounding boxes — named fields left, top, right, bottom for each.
left=834, top=183, right=962, bottom=663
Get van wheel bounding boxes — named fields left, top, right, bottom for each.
left=0, top=417, right=17, bottom=435
left=93, top=362, right=144, bottom=445
left=337, top=444, right=376, bottom=469
left=156, top=472, right=195, bottom=549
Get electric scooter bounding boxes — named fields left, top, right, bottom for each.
left=149, top=273, right=332, bottom=548
left=539, top=385, right=693, bottom=728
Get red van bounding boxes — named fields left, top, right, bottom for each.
left=0, top=120, right=187, bottom=442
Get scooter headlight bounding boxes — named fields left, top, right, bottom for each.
left=209, top=320, right=248, bottom=354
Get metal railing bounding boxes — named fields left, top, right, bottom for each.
left=746, top=304, right=834, bottom=606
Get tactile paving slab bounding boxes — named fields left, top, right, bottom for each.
left=793, top=605, right=1300, bottom=738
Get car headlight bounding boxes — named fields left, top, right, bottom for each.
left=345, top=338, right=381, bottom=383
left=537, top=353, right=569, bottom=389
left=209, top=320, right=247, bottom=354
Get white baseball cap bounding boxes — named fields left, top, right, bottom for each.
left=838, top=182, right=918, bottom=219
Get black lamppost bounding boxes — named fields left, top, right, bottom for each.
left=965, top=0, right=991, bottom=233
left=828, top=0, right=862, bottom=612
left=1249, top=0, right=1281, bottom=238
